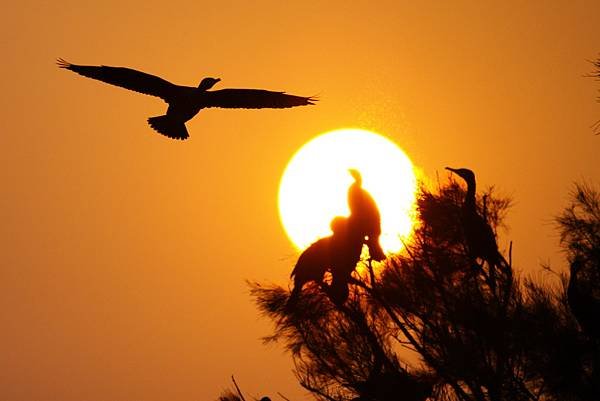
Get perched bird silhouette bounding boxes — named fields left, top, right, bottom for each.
left=327, top=223, right=365, bottom=306
left=347, top=169, right=386, bottom=262
left=445, top=167, right=507, bottom=286
left=567, top=257, right=600, bottom=342
left=288, top=216, right=363, bottom=306
left=288, top=171, right=389, bottom=306
left=57, top=59, right=316, bottom=140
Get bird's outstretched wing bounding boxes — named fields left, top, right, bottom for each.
left=57, top=58, right=178, bottom=101
left=202, top=89, right=316, bottom=109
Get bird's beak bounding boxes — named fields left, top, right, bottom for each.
left=445, top=167, right=456, bottom=173
left=348, top=168, right=361, bottom=182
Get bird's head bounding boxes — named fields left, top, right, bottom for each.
left=198, top=77, right=221, bottom=91
left=445, top=167, right=476, bottom=186
left=330, top=216, right=348, bottom=234
left=348, top=168, right=362, bottom=185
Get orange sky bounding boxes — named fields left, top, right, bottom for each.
left=2, top=1, right=599, bottom=400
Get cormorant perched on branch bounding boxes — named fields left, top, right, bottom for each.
left=288, top=217, right=363, bottom=306
left=567, top=257, right=600, bottom=342
left=347, top=169, right=386, bottom=261
left=288, top=235, right=332, bottom=305
left=57, top=59, right=316, bottom=140
left=445, top=167, right=506, bottom=281
left=288, top=171, right=389, bottom=306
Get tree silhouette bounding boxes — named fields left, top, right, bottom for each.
left=251, top=176, right=600, bottom=401
left=556, top=183, right=600, bottom=396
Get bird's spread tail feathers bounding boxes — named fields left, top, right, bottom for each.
left=147, top=115, right=189, bottom=140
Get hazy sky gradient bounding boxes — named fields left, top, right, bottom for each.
left=2, top=1, right=599, bottom=400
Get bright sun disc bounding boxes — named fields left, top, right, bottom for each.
left=278, top=128, right=417, bottom=254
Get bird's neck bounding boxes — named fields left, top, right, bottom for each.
left=464, top=180, right=476, bottom=210
left=198, top=80, right=216, bottom=91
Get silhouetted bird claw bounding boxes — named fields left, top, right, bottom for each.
left=57, top=58, right=317, bottom=140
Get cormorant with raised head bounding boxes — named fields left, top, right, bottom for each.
left=445, top=167, right=507, bottom=285
left=347, top=169, right=386, bottom=262
left=57, top=59, right=316, bottom=140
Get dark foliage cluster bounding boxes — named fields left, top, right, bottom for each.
left=219, top=389, right=244, bottom=401
left=252, top=180, right=600, bottom=401
left=555, top=183, right=600, bottom=382
left=557, top=183, right=600, bottom=274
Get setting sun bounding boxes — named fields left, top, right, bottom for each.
left=278, top=128, right=417, bottom=254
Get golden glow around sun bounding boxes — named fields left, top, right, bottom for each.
left=278, top=128, right=417, bottom=254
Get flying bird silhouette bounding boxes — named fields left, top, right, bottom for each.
left=57, top=58, right=317, bottom=140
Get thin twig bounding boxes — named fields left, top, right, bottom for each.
left=232, top=375, right=247, bottom=401
left=592, top=119, right=600, bottom=134
left=483, top=194, right=488, bottom=222
left=277, top=392, right=292, bottom=401
left=367, top=258, right=377, bottom=287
